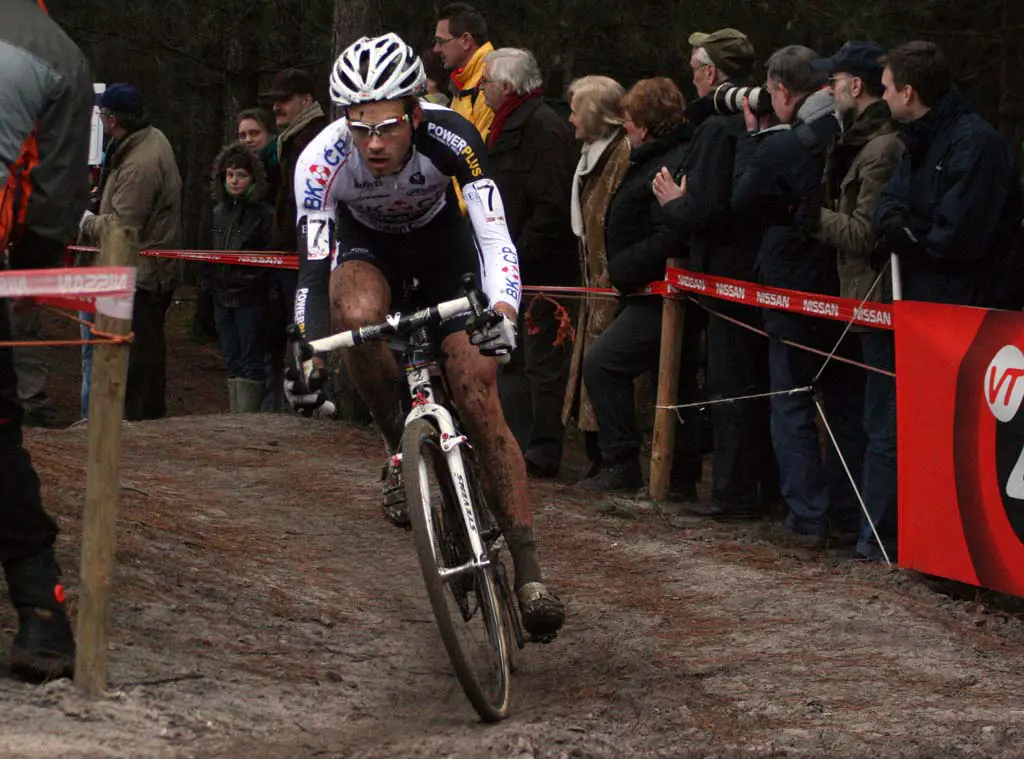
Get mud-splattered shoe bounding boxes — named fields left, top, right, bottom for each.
left=517, top=582, right=565, bottom=642
left=381, top=454, right=410, bottom=529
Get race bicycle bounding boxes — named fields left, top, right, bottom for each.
left=294, top=273, right=525, bottom=722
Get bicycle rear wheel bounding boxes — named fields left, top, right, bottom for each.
left=403, top=417, right=511, bottom=722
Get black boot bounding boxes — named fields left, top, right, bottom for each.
left=577, top=453, right=642, bottom=493
left=4, top=547, right=75, bottom=682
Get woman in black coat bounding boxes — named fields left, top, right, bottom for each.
left=580, top=77, right=703, bottom=496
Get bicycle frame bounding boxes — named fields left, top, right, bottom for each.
left=400, top=336, right=491, bottom=574
left=304, top=287, right=492, bottom=570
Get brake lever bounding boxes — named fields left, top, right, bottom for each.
left=286, top=324, right=316, bottom=386
left=461, top=272, right=487, bottom=319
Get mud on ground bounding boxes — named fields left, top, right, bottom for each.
left=1, top=293, right=1022, bottom=758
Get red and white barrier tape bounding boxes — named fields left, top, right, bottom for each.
left=1, top=266, right=136, bottom=318
left=63, top=246, right=892, bottom=329
left=663, top=267, right=892, bottom=330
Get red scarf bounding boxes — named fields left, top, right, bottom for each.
left=488, top=89, right=542, bottom=147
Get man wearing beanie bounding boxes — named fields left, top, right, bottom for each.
left=80, top=82, right=182, bottom=421
left=808, top=42, right=902, bottom=561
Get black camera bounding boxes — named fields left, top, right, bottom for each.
left=711, top=84, right=774, bottom=117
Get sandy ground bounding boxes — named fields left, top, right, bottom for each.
left=0, top=413, right=1021, bottom=759
left=2, top=292, right=1023, bottom=758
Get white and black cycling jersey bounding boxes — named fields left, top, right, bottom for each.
left=293, top=102, right=522, bottom=318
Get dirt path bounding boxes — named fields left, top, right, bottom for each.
left=0, top=414, right=1020, bottom=759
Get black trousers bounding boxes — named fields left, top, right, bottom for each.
left=498, top=296, right=574, bottom=469
left=703, top=300, right=776, bottom=510
left=583, top=297, right=703, bottom=481
left=0, top=297, right=57, bottom=563
left=125, top=287, right=174, bottom=421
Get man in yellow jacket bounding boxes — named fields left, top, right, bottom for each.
left=433, top=2, right=494, bottom=140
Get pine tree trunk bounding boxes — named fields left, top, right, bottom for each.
left=322, top=0, right=383, bottom=423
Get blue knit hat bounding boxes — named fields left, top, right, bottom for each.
left=100, top=83, right=144, bottom=114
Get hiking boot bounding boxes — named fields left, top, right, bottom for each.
left=11, top=606, right=75, bottom=683
left=381, top=454, right=409, bottom=529
left=517, top=581, right=564, bottom=641
left=3, top=548, right=75, bottom=683
left=576, top=458, right=642, bottom=494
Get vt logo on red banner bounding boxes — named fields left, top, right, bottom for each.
left=985, top=345, right=1024, bottom=422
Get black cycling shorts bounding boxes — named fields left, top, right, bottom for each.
left=334, top=197, right=481, bottom=339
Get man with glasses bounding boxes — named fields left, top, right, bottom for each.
left=287, top=34, right=565, bottom=639
left=654, top=28, right=778, bottom=521
left=806, top=42, right=902, bottom=560
left=433, top=2, right=495, bottom=140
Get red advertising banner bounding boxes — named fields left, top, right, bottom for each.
left=896, top=300, right=1024, bottom=596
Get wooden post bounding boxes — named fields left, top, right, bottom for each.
left=75, top=222, right=137, bottom=696
left=649, top=259, right=685, bottom=501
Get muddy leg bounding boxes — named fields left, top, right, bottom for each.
left=329, top=261, right=404, bottom=451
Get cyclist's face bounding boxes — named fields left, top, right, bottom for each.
left=348, top=100, right=418, bottom=176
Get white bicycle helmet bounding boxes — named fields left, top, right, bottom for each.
left=330, top=33, right=426, bottom=107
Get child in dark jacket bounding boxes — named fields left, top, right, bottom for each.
left=204, top=143, right=274, bottom=412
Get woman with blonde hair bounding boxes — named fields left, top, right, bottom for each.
left=562, top=75, right=632, bottom=478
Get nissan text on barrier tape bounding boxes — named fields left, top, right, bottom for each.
left=1, top=266, right=136, bottom=319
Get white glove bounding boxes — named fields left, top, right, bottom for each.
left=467, top=310, right=517, bottom=364
left=79, top=210, right=96, bottom=231
left=283, top=369, right=336, bottom=418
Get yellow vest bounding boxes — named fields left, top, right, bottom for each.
left=449, top=42, right=495, bottom=141
left=448, top=42, right=495, bottom=212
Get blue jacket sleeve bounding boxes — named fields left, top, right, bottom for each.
left=925, top=134, right=1015, bottom=262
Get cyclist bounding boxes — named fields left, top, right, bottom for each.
left=285, top=34, right=565, bottom=639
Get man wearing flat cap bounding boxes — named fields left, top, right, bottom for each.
left=807, top=42, right=902, bottom=561
left=80, top=82, right=182, bottom=421
left=653, top=28, right=778, bottom=521
left=260, top=69, right=328, bottom=410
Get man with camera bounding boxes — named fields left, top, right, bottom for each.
left=874, top=42, right=1022, bottom=310
left=806, top=42, right=902, bottom=560
left=653, top=28, right=777, bottom=521
left=731, top=45, right=866, bottom=551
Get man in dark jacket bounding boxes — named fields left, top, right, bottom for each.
left=875, top=41, right=1022, bottom=309
left=732, top=46, right=866, bottom=550
left=0, top=0, right=92, bottom=682
left=262, top=69, right=329, bottom=409
left=810, top=42, right=903, bottom=560
left=580, top=78, right=695, bottom=492
left=655, top=28, right=776, bottom=521
left=481, top=48, right=578, bottom=477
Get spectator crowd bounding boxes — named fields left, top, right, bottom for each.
left=12, top=3, right=1024, bottom=571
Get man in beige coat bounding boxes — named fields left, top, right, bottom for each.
left=81, top=83, right=181, bottom=420
left=809, top=43, right=902, bottom=560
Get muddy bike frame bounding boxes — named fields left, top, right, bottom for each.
left=301, top=281, right=495, bottom=586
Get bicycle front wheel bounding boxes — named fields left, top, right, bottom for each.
left=403, top=417, right=511, bottom=722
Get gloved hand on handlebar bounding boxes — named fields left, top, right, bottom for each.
left=466, top=309, right=517, bottom=364
left=284, top=328, right=337, bottom=418
left=284, top=364, right=336, bottom=418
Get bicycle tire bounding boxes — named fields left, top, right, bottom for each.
left=460, top=448, right=522, bottom=674
left=403, top=417, right=511, bottom=722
